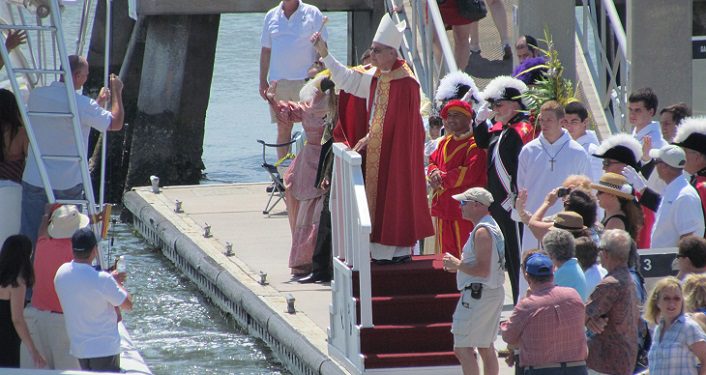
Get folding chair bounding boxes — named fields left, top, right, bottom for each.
left=257, top=131, right=302, bottom=216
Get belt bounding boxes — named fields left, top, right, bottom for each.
left=49, top=310, right=63, bottom=315
left=529, top=361, right=586, bottom=370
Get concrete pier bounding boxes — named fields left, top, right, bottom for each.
left=123, top=183, right=519, bottom=374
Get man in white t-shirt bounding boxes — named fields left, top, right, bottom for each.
left=20, top=55, right=124, bottom=246
left=259, top=0, right=327, bottom=159
left=564, top=101, right=602, bottom=182
left=54, top=227, right=132, bottom=372
left=649, top=145, right=705, bottom=248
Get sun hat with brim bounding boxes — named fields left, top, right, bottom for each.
left=47, top=205, right=90, bottom=239
left=551, top=211, right=587, bottom=231
left=590, top=172, right=634, bottom=200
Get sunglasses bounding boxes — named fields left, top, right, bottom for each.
left=601, top=160, right=622, bottom=167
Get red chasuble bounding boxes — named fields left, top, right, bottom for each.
left=332, top=65, right=370, bottom=147
left=427, top=134, right=488, bottom=256
left=362, top=59, right=434, bottom=247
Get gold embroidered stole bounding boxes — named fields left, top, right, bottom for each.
left=364, top=62, right=416, bottom=222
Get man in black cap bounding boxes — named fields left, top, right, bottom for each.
left=54, top=228, right=132, bottom=372
left=673, top=117, right=706, bottom=237
left=474, top=75, right=533, bottom=304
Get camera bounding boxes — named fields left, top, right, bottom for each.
left=557, top=187, right=571, bottom=198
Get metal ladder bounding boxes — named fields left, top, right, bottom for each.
left=0, top=0, right=108, bottom=268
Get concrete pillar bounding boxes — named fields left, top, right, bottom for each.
left=125, top=14, right=220, bottom=190
left=517, top=0, right=576, bottom=82
left=347, top=2, right=385, bottom=65
left=627, top=0, right=692, bottom=112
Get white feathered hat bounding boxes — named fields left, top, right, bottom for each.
left=373, top=13, right=405, bottom=49
left=481, top=76, right=529, bottom=109
left=673, top=116, right=706, bottom=155
left=435, top=71, right=482, bottom=105
left=592, top=133, right=643, bottom=168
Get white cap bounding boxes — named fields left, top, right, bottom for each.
left=373, top=13, right=405, bottom=49
left=649, top=144, right=686, bottom=169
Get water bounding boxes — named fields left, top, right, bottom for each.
left=111, top=220, right=288, bottom=375
left=203, top=12, right=349, bottom=183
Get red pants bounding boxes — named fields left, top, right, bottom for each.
left=434, top=218, right=474, bottom=258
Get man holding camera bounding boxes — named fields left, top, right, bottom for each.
left=443, top=187, right=505, bottom=375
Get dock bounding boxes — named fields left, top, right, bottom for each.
left=123, top=183, right=518, bottom=375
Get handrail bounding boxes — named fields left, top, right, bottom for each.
left=576, top=0, right=630, bottom=133
left=330, top=142, right=372, bottom=328
left=385, top=0, right=458, bottom=101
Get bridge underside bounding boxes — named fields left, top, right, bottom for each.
left=134, top=0, right=375, bottom=16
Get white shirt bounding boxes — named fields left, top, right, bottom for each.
left=54, top=261, right=128, bottom=358
left=584, top=263, right=607, bottom=294
left=516, top=130, right=592, bottom=252
left=632, top=120, right=666, bottom=150
left=22, top=82, right=112, bottom=190
left=575, top=130, right=603, bottom=182
left=457, top=215, right=505, bottom=290
left=633, top=121, right=668, bottom=193
left=260, top=1, right=328, bottom=81
left=651, top=175, right=706, bottom=248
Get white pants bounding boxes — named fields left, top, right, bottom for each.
left=370, top=243, right=412, bottom=260
left=0, top=180, right=21, bottom=247
left=20, top=306, right=80, bottom=370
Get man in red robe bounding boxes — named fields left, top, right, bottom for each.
left=428, top=100, right=487, bottom=258
left=312, top=14, right=434, bottom=262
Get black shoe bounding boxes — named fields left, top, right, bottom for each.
left=372, top=255, right=412, bottom=265
left=502, top=44, right=512, bottom=60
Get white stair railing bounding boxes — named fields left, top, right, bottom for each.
left=576, top=0, right=630, bottom=133
left=328, top=143, right=371, bottom=374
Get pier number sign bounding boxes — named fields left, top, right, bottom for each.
left=695, top=37, right=706, bottom=59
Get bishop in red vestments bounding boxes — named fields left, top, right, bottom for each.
left=428, top=100, right=487, bottom=258
left=312, top=15, right=434, bottom=261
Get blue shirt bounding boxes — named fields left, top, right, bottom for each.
left=648, top=314, right=706, bottom=375
left=554, top=258, right=588, bottom=301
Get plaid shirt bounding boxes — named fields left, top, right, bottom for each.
left=501, top=282, right=587, bottom=367
left=648, top=314, right=706, bottom=375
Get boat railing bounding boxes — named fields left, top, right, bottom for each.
left=576, top=0, right=630, bottom=133
left=386, top=0, right=458, bottom=101
left=328, top=142, right=371, bottom=373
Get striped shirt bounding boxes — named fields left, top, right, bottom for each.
left=648, top=314, right=706, bottom=375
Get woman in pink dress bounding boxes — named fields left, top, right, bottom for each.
left=269, top=73, right=337, bottom=277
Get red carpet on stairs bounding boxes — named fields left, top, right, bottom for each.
left=352, top=255, right=462, bottom=369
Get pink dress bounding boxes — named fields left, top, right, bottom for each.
left=284, top=98, right=328, bottom=276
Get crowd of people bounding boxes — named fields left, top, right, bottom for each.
left=259, top=1, right=706, bottom=374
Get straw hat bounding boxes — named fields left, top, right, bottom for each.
left=551, top=211, right=587, bottom=231
left=591, top=172, right=634, bottom=200
left=47, top=205, right=90, bottom=239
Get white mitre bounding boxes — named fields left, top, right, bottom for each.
left=373, top=13, right=406, bottom=49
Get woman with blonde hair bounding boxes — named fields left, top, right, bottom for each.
left=645, top=276, right=706, bottom=374
left=683, top=273, right=706, bottom=331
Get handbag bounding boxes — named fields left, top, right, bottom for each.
left=457, top=0, right=487, bottom=22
